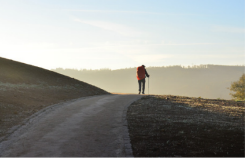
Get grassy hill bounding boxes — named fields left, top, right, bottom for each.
left=0, top=57, right=109, bottom=139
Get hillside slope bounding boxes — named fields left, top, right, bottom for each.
left=0, top=57, right=109, bottom=139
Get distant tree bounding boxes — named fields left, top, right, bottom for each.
left=229, top=74, right=245, bottom=100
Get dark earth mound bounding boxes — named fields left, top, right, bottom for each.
left=127, top=95, right=245, bottom=157
left=0, top=57, right=109, bottom=139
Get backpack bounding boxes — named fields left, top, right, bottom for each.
left=136, top=66, right=145, bottom=80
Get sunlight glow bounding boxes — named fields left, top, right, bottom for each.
left=0, top=0, right=244, bottom=70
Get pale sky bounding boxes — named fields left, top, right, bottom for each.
left=0, top=0, right=245, bottom=70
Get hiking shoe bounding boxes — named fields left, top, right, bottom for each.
left=142, top=92, right=145, bottom=94
left=138, top=91, right=140, bottom=94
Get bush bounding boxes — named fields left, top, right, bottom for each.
left=230, top=74, right=245, bottom=101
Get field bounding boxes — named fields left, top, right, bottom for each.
left=127, top=95, right=245, bottom=157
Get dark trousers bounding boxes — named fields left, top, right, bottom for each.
left=138, top=78, right=145, bottom=93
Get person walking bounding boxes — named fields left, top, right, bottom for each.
left=136, top=65, right=150, bottom=94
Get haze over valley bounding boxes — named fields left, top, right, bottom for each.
left=53, top=65, right=245, bottom=100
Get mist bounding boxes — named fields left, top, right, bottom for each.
left=52, top=65, right=245, bottom=100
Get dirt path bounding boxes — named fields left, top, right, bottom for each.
left=0, top=94, right=142, bottom=157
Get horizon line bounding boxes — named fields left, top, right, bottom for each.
left=50, top=64, right=245, bottom=71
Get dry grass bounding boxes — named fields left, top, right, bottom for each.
left=127, top=95, right=245, bottom=157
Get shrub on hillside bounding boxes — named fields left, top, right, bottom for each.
left=230, top=74, right=245, bottom=101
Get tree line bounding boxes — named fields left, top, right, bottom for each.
left=52, top=65, right=245, bottom=100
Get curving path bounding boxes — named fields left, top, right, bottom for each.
left=0, top=94, right=142, bottom=157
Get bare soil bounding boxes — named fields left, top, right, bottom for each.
left=127, top=95, right=245, bottom=157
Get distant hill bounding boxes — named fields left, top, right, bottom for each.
left=0, top=57, right=108, bottom=139
left=52, top=65, right=245, bottom=100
